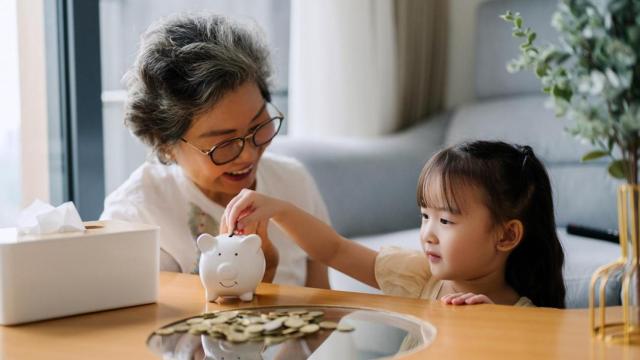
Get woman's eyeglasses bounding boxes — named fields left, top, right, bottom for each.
left=180, top=102, right=284, bottom=166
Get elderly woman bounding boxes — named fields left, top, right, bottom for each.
left=101, top=14, right=330, bottom=288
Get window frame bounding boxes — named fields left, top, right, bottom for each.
left=46, top=0, right=105, bottom=220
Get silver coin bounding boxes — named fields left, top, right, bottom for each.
left=337, top=324, right=355, bottom=332
left=319, top=321, right=338, bottom=330
left=282, top=327, right=298, bottom=335
left=264, top=318, right=285, bottom=331
left=186, top=317, right=204, bottom=325
left=299, top=324, right=320, bottom=334
left=246, top=324, right=265, bottom=333
left=284, top=317, right=306, bottom=329
left=155, top=327, right=175, bottom=335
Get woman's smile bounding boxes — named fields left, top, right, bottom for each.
left=223, top=164, right=255, bottom=182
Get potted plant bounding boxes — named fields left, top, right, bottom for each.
left=501, top=0, right=639, bottom=343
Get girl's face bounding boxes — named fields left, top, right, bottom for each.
left=419, top=183, right=504, bottom=281
left=173, top=82, right=270, bottom=206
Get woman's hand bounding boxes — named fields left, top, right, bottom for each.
left=440, top=292, right=494, bottom=305
left=254, top=219, right=279, bottom=283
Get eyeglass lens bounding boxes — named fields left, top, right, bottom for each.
left=210, top=117, right=282, bottom=165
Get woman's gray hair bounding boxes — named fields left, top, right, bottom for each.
left=123, top=13, right=273, bottom=163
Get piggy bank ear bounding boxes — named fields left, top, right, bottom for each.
left=197, top=233, right=218, bottom=253
left=240, top=234, right=262, bottom=253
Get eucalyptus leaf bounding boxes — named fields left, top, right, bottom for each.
left=581, top=150, right=609, bottom=161
left=608, top=160, right=626, bottom=179
left=515, top=16, right=523, bottom=28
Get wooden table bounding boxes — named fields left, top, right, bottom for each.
left=0, top=272, right=637, bottom=359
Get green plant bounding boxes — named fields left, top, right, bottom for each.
left=501, top=0, right=640, bottom=183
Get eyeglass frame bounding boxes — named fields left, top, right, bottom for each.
left=180, top=102, right=284, bottom=166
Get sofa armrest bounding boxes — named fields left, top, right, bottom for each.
left=268, top=112, right=451, bottom=237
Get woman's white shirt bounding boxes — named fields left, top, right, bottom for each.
left=100, top=153, right=330, bottom=286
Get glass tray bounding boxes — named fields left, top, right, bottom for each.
left=147, top=305, right=436, bottom=360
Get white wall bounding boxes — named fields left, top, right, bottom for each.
left=445, top=0, right=491, bottom=109
left=17, top=0, right=50, bottom=207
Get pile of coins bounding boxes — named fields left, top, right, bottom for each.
left=154, top=308, right=355, bottom=346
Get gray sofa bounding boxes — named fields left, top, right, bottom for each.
left=269, top=0, right=623, bottom=308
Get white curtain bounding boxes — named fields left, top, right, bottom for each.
left=288, top=0, right=398, bottom=138
left=288, top=0, right=448, bottom=138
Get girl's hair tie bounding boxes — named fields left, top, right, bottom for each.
left=520, top=145, right=534, bottom=170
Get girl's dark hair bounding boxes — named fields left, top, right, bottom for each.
left=417, top=140, right=565, bottom=308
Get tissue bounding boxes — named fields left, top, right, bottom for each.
left=17, top=199, right=85, bottom=235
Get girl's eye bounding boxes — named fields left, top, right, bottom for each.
left=421, top=213, right=429, bottom=220
left=439, top=218, right=453, bottom=225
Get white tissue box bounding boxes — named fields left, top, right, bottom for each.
left=0, top=220, right=159, bottom=325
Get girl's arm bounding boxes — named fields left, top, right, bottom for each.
left=223, top=189, right=379, bottom=289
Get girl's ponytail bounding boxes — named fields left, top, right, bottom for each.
left=506, top=145, right=565, bottom=308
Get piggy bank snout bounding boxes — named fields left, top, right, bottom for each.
left=217, top=263, right=238, bottom=280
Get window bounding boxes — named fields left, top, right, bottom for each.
left=99, top=0, right=291, bottom=195
left=0, top=0, right=22, bottom=227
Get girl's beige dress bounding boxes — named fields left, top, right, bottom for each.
left=374, top=246, right=534, bottom=306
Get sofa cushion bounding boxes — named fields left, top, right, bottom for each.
left=329, top=228, right=622, bottom=308
left=446, top=95, right=597, bottom=164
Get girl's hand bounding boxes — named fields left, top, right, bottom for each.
left=222, top=189, right=288, bottom=233
left=440, top=292, right=494, bottom=305
left=220, top=190, right=283, bottom=282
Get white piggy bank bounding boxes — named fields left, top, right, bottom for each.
left=197, top=233, right=265, bottom=302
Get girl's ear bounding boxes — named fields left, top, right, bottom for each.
left=496, top=219, right=524, bottom=252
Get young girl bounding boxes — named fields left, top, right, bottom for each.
left=221, top=141, right=566, bottom=307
